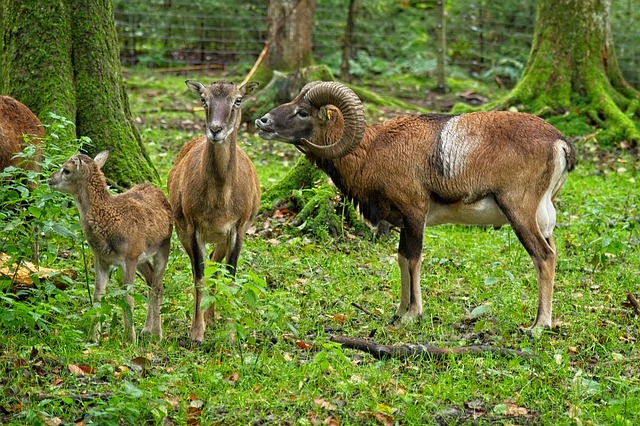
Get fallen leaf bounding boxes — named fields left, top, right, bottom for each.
left=313, top=398, right=337, bottom=411
left=225, top=371, right=240, bottom=386
left=68, top=364, right=93, bottom=376
left=332, top=313, right=347, bottom=323
left=296, top=340, right=313, bottom=350
left=375, top=410, right=394, bottom=426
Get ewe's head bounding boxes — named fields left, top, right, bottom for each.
left=186, top=80, right=258, bottom=144
left=48, top=151, right=109, bottom=195
left=255, top=81, right=366, bottom=159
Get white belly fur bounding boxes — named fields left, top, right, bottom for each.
left=426, top=196, right=508, bottom=227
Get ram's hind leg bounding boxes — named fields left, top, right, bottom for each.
left=499, top=194, right=557, bottom=330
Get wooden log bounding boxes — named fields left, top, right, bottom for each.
left=329, top=335, right=536, bottom=360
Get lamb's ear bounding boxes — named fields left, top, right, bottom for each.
left=94, top=150, right=110, bottom=169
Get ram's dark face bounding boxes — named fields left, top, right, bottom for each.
left=255, top=96, right=316, bottom=144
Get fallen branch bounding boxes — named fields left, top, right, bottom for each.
left=329, top=335, right=536, bottom=360
left=627, top=292, right=640, bottom=315
left=584, top=305, right=633, bottom=314
left=153, top=63, right=223, bottom=73
left=350, top=301, right=381, bottom=319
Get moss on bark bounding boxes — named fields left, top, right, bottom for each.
left=1, top=0, right=159, bottom=187
left=71, top=0, right=158, bottom=188
left=1, top=0, right=76, bottom=140
left=484, top=0, right=639, bottom=146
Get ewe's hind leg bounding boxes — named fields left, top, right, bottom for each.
left=498, top=195, right=557, bottom=329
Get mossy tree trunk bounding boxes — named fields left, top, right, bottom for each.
left=500, top=0, right=639, bottom=145
left=1, top=0, right=158, bottom=188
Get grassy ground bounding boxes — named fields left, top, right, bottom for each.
left=1, top=68, right=639, bottom=425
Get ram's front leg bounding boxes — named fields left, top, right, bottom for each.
left=392, top=214, right=425, bottom=323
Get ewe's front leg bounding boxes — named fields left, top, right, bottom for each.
left=392, top=217, right=425, bottom=323
left=187, top=228, right=207, bottom=343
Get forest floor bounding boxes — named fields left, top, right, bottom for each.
left=1, top=67, right=639, bottom=426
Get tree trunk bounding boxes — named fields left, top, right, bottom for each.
left=1, top=0, right=158, bottom=188
left=264, top=0, right=316, bottom=74
left=433, top=0, right=448, bottom=93
left=502, top=0, right=639, bottom=145
left=340, top=0, right=359, bottom=82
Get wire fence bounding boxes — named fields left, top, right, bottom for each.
left=114, top=1, right=639, bottom=89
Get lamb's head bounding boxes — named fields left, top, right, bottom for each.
left=256, top=81, right=366, bottom=159
left=48, top=151, right=109, bottom=195
left=186, top=80, right=258, bottom=144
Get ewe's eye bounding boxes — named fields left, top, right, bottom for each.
left=201, top=98, right=207, bottom=107
left=62, top=168, right=70, bottom=176
left=234, top=97, right=242, bottom=107
left=296, top=109, right=309, bottom=118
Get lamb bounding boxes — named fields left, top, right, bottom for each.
left=48, top=151, right=173, bottom=341
left=0, top=95, right=44, bottom=173
left=255, top=81, right=576, bottom=330
left=167, top=80, right=261, bottom=343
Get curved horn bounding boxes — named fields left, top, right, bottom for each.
left=299, top=81, right=366, bottom=159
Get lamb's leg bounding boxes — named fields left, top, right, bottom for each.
left=91, top=257, right=110, bottom=341
left=138, top=253, right=165, bottom=340
left=122, top=258, right=138, bottom=342
left=146, top=238, right=170, bottom=339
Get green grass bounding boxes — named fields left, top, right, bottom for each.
left=1, top=68, right=639, bottom=425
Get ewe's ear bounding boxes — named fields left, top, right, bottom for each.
left=94, top=150, right=110, bottom=169
left=241, top=81, right=259, bottom=96
left=186, top=80, right=205, bottom=96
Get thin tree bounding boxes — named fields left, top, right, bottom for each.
left=0, top=0, right=158, bottom=187
left=499, top=0, right=639, bottom=144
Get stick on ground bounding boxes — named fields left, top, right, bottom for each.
left=627, top=292, right=640, bottom=315
left=329, top=335, right=536, bottom=360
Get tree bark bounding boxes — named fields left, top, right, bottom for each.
left=1, top=0, right=158, bottom=188
left=264, top=0, right=317, bottom=74
left=501, top=0, right=639, bottom=145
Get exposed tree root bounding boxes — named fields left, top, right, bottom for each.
left=329, top=335, right=536, bottom=360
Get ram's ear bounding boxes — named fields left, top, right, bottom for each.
left=317, top=105, right=336, bottom=123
